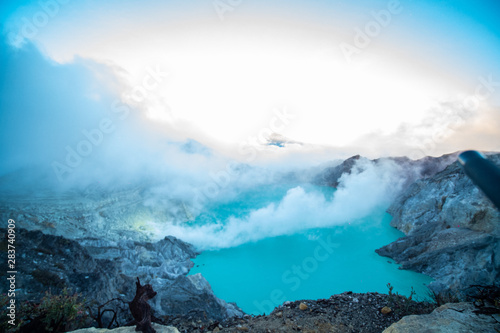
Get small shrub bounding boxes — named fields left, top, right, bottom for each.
left=0, top=288, right=90, bottom=332
left=427, top=289, right=462, bottom=307
left=385, top=283, right=436, bottom=316
left=37, top=288, right=89, bottom=331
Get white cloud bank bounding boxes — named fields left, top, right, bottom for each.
left=159, top=158, right=406, bottom=250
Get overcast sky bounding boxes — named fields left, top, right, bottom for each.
left=1, top=0, right=499, bottom=179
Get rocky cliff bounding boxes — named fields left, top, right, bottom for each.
left=315, top=152, right=500, bottom=295
left=314, top=153, right=458, bottom=189
left=0, top=228, right=243, bottom=325
left=376, top=153, right=500, bottom=294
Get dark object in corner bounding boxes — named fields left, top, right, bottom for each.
left=466, top=285, right=500, bottom=315
left=459, top=150, right=500, bottom=210
left=129, top=277, right=157, bottom=333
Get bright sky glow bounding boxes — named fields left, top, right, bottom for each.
left=1, top=0, right=499, bottom=160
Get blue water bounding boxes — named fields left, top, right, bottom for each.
left=189, top=184, right=433, bottom=315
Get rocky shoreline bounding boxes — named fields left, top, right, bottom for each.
left=316, top=152, right=500, bottom=297
left=375, top=153, right=500, bottom=296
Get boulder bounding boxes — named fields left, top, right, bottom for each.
left=70, top=323, right=179, bottom=333
left=383, top=302, right=500, bottom=333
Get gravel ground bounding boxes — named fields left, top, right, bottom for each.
left=160, top=291, right=437, bottom=333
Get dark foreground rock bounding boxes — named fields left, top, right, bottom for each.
left=376, top=153, right=500, bottom=295
left=69, top=296, right=500, bottom=333
left=0, top=228, right=243, bottom=327
left=69, top=298, right=500, bottom=333
left=159, top=292, right=436, bottom=333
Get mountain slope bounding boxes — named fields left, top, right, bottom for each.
left=376, top=153, right=500, bottom=294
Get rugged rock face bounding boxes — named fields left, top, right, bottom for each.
left=0, top=228, right=243, bottom=325
left=315, top=153, right=458, bottom=190
left=383, top=302, right=500, bottom=333
left=376, top=153, right=500, bottom=294
left=315, top=155, right=362, bottom=187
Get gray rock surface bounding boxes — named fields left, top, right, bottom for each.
left=376, top=153, right=500, bottom=294
left=0, top=185, right=188, bottom=243
left=383, top=302, right=500, bottom=333
left=0, top=228, right=243, bottom=326
left=315, top=155, right=362, bottom=187
left=315, top=153, right=458, bottom=189
left=70, top=323, right=179, bottom=332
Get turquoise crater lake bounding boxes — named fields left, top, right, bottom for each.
left=188, top=184, right=433, bottom=315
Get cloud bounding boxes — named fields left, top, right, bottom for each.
left=349, top=100, right=500, bottom=158
left=0, top=39, right=123, bottom=182
left=159, top=158, right=406, bottom=250
left=439, top=106, right=500, bottom=153
left=0, top=38, right=235, bottom=192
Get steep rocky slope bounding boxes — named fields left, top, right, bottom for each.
left=376, top=153, right=500, bottom=294
left=0, top=228, right=242, bottom=325
left=315, top=153, right=458, bottom=190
